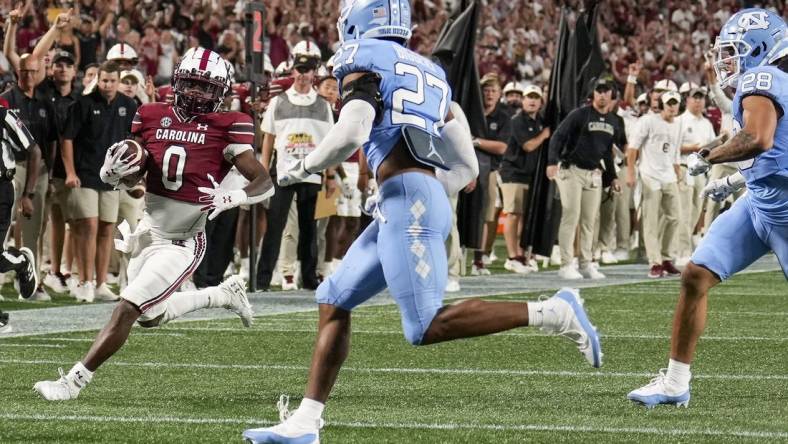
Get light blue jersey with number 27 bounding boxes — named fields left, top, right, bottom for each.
left=731, top=65, right=788, bottom=224
left=331, top=38, right=452, bottom=176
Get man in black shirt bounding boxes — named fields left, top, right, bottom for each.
left=62, top=61, right=137, bottom=303
left=1, top=54, right=57, bottom=301
left=39, top=50, right=81, bottom=293
left=469, top=73, right=509, bottom=275
left=499, top=85, right=550, bottom=274
left=547, top=77, right=624, bottom=280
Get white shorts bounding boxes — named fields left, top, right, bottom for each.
left=336, top=162, right=362, bottom=217
left=121, top=230, right=206, bottom=321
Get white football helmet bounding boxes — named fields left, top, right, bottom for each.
left=106, top=43, right=138, bottom=64
left=172, top=47, right=233, bottom=115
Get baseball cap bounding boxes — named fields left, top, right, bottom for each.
left=523, top=84, right=543, bottom=98
left=689, top=86, right=708, bottom=97
left=293, top=54, right=319, bottom=71
left=636, top=92, right=648, bottom=104
left=480, top=72, right=501, bottom=88
left=120, top=69, right=144, bottom=85
left=679, top=82, right=698, bottom=94
left=654, top=79, right=678, bottom=92
left=503, top=81, right=525, bottom=95
left=52, top=50, right=75, bottom=64
left=593, top=77, right=614, bottom=91
left=661, top=90, right=681, bottom=105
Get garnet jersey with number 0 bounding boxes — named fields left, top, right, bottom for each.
left=131, top=103, right=254, bottom=204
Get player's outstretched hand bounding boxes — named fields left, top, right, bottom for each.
left=276, top=159, right=311, bottom=187
left=701, top=174, right=744, bottom=202
left=686, top=152, right=711, bottom=176
left=100, top=142, right=140, bottom=187
left=198, top=174, right=248, bottom=221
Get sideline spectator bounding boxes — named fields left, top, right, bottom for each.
left=547, top=77, right=623, bottom=280
left=257, top=47, right=334, bottom=291
left=500, top=84, right=549, bottom=274
left=1, top=54, right=56, bottom=301
left=627, top=91, right=682, bottom=279
left=470, top=73, right=509, bottom=276
left=61, top=61, right=136, bottom=302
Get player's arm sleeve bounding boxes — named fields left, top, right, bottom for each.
left=738, top=69, right=785, bottom=120
left=130, top=106, right=143, bottom=135
left=224, top=114, right=255, bottom=160
left=709, top=81, right=733, bottom=113
left=302, top=99, right=375, bottom=173
left=3, top=109, right=35, bottom=152
left=435, top=101, right=478, bottom=196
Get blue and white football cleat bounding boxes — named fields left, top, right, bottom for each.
left=627, top=369, right=691, bottom=408
left=539, top=288, right=603, bottom=368
left=243, top=396, right=322, bottom=444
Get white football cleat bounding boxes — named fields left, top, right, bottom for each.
left=537, top=288, right=602, bottom=368
left=243, top=396, right=323, bottom=444
left=33, top=368, right=84, bottom=401
left=627, top=369, right=690, bottom=408
left=220, top=275, right=254, bottom=327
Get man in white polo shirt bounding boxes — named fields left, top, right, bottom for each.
left=257, top=47, right=334, bottom=291
left=676, top=86, right=715, bottom=264
left=627, top=91, right=682, bottom=278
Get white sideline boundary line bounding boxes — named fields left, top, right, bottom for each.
left=152, top=326, right=788, bottom=342
left=2, top=358, right=787, bottom=381
left=0, top=413, right=785, bottom=439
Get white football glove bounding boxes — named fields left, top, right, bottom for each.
left=686, top=152, right=711, bottom=176
left=276, top=159, right=311, bottom=187
left=198, top=174, right=250, bottom=221
left=701, top=172, right=745, bottom=202
left=100, top=141, right=140, bottom=187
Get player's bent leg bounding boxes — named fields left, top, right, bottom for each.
left=629, top=197, right=769, bottom=408
left=244, top=221, right=387, bottom=443
left=34, top=300, right=141, bottom=401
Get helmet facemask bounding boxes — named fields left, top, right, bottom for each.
left=712, top=37, right=751, bottom=89
left=173, top=72, right=228, bottom=116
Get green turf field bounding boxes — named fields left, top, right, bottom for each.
left=1, top=271, right=786, bottom=443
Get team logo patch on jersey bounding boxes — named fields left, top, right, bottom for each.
left=197, top=123, right=209, bottom=131
left=119, top=107, right=127, bottom=117
left=160, top=117, right=172, bottom=128
left=38, top=108, right=46, bottom=118
left=490, top=122, right=498, bottom=131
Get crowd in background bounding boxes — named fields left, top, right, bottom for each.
left=0, top=0, right=783, bottom=302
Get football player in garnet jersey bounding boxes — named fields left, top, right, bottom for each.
left=33, top=47, right=275, bottom=401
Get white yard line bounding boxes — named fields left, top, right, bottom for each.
left=2, top=358, right=786, bottom=381
left=0, top=412, right=784, bottom=439
left=152, top=326, right=788, bottom=341
left=0, top=343, right=65, bottom=348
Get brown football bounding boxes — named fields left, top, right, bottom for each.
left=116, top=139, right=148, bottom=188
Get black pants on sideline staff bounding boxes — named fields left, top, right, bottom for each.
left=256, top=181, right=321, bottom=290
left=193, top=207, right=239, bottom=288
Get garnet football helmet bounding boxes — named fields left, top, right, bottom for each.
left=172, top=47, right=233, bottom=115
